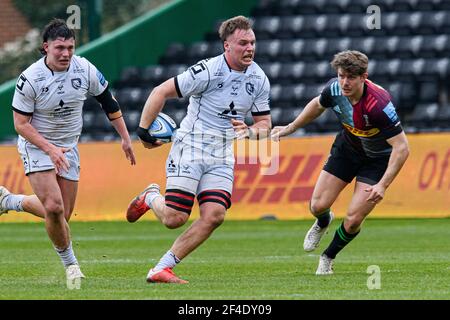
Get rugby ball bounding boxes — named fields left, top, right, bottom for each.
left=148, top=112, right=177, bottom=143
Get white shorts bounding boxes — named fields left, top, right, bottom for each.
left=166, top=139, right=234, bottom=195
left=18, top=139, right=80, bottom=181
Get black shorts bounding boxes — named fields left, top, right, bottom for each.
left=323, top=134, right=389, bottom=185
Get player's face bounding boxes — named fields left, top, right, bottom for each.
left=337, top=69, right=367, bottom=98
left=43, top=37, right=75, bottom=72
left=224, top=28, right=256, bottom=71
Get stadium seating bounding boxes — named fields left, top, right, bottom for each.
left=82, top=0, right=450, bottom=140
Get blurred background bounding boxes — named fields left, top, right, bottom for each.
left=0, top=0, right=449, bottom=144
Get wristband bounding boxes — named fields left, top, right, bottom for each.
left=136, top=126, right=157, bottom=144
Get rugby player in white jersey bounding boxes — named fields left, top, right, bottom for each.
left=0, top=19, right=136, bottom=286
left=126, top=16, right=271, bottom=283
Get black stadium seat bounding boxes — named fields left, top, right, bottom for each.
left=253, top=16, right=280, bottom=39
left=281, top=0, right=320, bottom=15
left=406, top=103, right=439, bottom=127
left=123, top=110, right=141, bottom=132
left=279, top=16, right=304, bottom=39
left=395, top=36, right=423, bottom=59
left=325, top=37, right=351, bottom=57
left=436, top=104, right=450, bottom=126
left=421, top=35, right=450, bottom=58
left=82, top=111, right=96, bottom=131
left=320, top=0, right=351, bottom=13
left=269, top=84, right=282, bottom=103
left=349, top=37, right=375, bottom=56
left=279, top=39, right=304, bottom=61
left=346, top=0, right=377, bottom=13
left=280, top=62, right=305, bottom=83
left=207, top=41, right=224, bottom=57
left=141, top=65, right=165, bottom=85
left=257, top=40, right=281, bottom=62
left=119, top=67, right=141, bottom=86
left=418, top=82, right=439, bottom=102
left=187, top=41, right=210, bottom=62
left=160, top=42, right=185, bottom=64
left=260, top=62, right=282, bottom=82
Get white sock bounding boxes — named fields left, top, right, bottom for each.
left=154, top=250, right=181, bottom=271
left=144, top=192, right=162, bottom=210
left=3, top=194, right=24, bottom=212
left=55, top=241, right=78, bottom=268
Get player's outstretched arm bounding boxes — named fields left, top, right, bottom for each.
left=271, top=96, right=326, bottom=141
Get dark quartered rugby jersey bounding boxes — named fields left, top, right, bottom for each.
left=319, top=78, right=403, bottom=157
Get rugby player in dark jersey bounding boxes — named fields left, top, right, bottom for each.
left=272, top=50, right=409, bottom=275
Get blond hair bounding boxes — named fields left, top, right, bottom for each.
left=218, top=15, right=253, bottom=42
left=330, top=50, right=369, bottom=76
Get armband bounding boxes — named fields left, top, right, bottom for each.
left=94, top=87, right=122, bottom=121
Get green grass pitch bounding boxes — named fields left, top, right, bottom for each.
left=0, top=218, right=449, bottom=300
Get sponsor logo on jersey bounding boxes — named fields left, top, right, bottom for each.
left=167, top=159, right=177, bottom=173
left=181, top=164, right=191, bottom=174
left=73, top=67, right=85, bottom=73
left=218, top=102, right=240, bottom=119
left=34, top=76, right=46, bottom=83
left=333, top=105, right=342, bottom=114
left=248, top=72, right=262, bottom=80
left=363, top=114, right=371, bottom=127
left=57, top=83, right=65, bottom=95
left=96, top=70, right=106, bottom=86
left=383, top=102, right=399, bottom=123
left=51, top=99, right=74, bottom=118
left=343, top=123, right=380, bottom=137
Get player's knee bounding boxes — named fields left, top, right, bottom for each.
left=345, top=215, right=363, bottom=233
left=309, top=199, right=328, bottom=215
left=43, top=200, right=64, bottom=218
left=202, top=211, right=225, bottom=229
left=163, top=210, right=189, bottom=229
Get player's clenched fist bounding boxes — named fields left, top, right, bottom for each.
left=271, top=123, right=295, bottom=141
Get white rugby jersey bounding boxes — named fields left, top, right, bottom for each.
left=174, top=54, right=270, bottom=153
left=12, top=55, right=108, bottom=148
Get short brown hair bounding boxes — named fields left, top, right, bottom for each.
left=330, top=50, right=368, bottom=76
left=218, top=15, right=253, bottom=42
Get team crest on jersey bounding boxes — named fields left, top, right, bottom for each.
left=245, top=82, right=254, bottom=95
left=71, top=78, right=81, bottom=90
